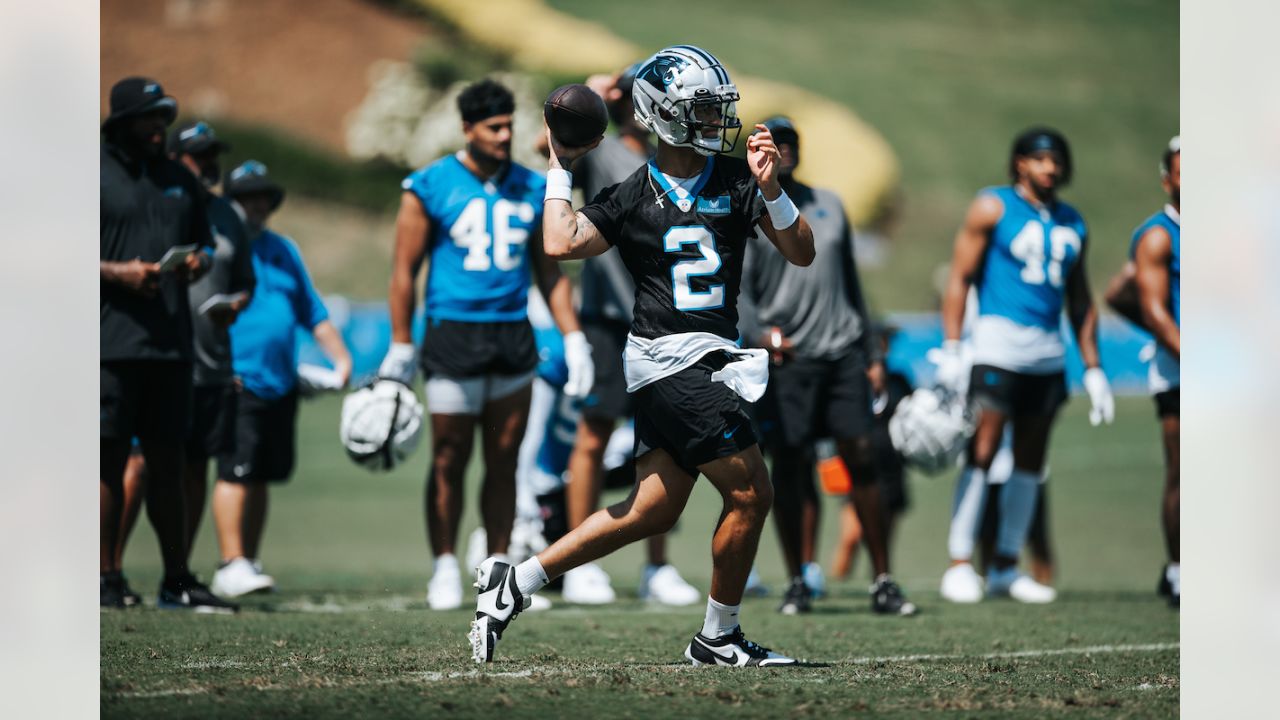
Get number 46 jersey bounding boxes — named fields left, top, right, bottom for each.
left=402, top=152, right=546, bottom=322
left=581, top=155, right=765, bottom=341
left=976, top=185, right=1087, bottom=332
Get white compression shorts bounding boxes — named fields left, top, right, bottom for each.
left=424, top=370, right=536, bottom=416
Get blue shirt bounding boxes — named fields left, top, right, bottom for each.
left=528, top=297, right=576, bottom=478
left=1130, top=207, right=1180, bottom=326
left=402, top=154, right=546, bottom=322
left=976, top=186, right=1087, bottom=331
left=230, top=229, right=329, bottom=399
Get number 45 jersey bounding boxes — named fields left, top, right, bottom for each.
left=402, top=152, right=546, bottom=322
left=976, top=185, right=1087, bottom=331
left=581, top=155, right=765, bottom=341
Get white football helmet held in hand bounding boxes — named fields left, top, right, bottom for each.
left=340, top=379, right=424, bottom=472
left=632, top=45, right=742, bottom=156
left=888, top=386, right=975, bottom=475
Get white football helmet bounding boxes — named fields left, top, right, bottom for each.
left=888, top=387, right=975, bottom=475
left=340, top=380, right=424, bottom=472
left=632, top=45, right=742, bottom=156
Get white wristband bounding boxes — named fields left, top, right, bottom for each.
left=545, top=168, right=573, bottom=203
left=763, top=188, right=800, bottom=229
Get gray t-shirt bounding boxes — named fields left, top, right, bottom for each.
left=740, top=182, right=879, bottom=362
left=188, top=194, right=256, bottom=386
left=576, top=134, right=648, bottom=325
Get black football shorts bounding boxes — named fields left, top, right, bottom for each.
left=969, top=364, right=1067, bottom=417
left=216, top=389, right=298, bottom=484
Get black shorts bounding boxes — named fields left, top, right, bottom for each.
left=634, top=352, right=758, bottom=478
left=420, top=318, right=538, bottom=379
left=970, top=364, right=1067, bottom=417
left=187, top=383, right=238, bottom=458
left=1155, top=388, right=1180, bottom=418
left=101, top=360, right=192, bottom=443
left=216, top=390, right=298, bottom=484
left=757, top=349, right=874, bottom=449
left=580, top=321, right=632, bottom=420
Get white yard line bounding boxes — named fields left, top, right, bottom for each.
left=109, top=642, right=1177, bottom=699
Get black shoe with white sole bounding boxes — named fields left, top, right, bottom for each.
left=871, top=575, right=918, bottom=616
left=469, top=557, right=529, bottom=663
left=778, top=577, right=812, bottom=615
left=685, top=627, right=798, bottom=667
left=157, top=573, right=239, bottom=614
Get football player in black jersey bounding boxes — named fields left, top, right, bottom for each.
left=469, top=45, right=815, bottom=666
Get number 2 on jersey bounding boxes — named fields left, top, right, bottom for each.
left=1009, top=221, right=1081, bottom=288
left=450, top=197, right=534, bottom=272
left=664, top=226, right=724, bottom=311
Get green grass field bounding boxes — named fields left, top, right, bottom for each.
left=547, top=0, right=1179, bottom=312
left=102, top=395, right=1177, bottom=717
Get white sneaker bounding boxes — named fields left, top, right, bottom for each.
left=247, top=558, right=276, bottom=592
left=685, top=627, right=799, bottom=667
left=427, top=559, right=464, bottom=610
left=469, top=557, right=529, bottom=663
left=640, top=564, right=700, bottom=606
left=562, top=563, right=616, bottom=604
left=940, top=563, right=984, bottom=604
left=986, top=566, right=1056, bottom=603
left=211, top=557, right=274, bottom=598
left=464, top=528, right=488, bottom=579
left=526, top=593, right=552, bottom=612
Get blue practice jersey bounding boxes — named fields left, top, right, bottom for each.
left=976, top=186, right=1087, bottom=331
left=402, top=153, right=546, bottom=322
left=230, top=230, right=329, bottom=400
left=1130, top=207, right=1180, bottom=326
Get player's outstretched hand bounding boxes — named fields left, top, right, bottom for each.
left=562, top=331, right=595, bottom=399
left=546, top=127, right=602, bottom=172
left=747, top=124, right=781, bottom=194
left=379, top=342, right=418, bottom=385
left=1083, top=367, right=1115, bottom=426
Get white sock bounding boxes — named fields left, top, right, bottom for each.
left=514, top=557, right=549, bottom=597
left=995, top=469, right=1041, bottom=558
left=1166, top=563, right=1180, bottom=596
left=948, top=466, right=988, bottom=560
left=434, top=553, right=459, bottom=574
left=701, top=596, right=741, bottom=638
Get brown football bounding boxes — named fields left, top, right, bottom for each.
left=544, top=84, right=609, bottom=147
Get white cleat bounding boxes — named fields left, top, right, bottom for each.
left=427, top=562, right=464, bottom=610
left=562, top=563, right=616, bottom=604
left=526, top=593, right=552, bottom=612
left=986, top=566, right=1057, bottom=603
left=469, top=557, right=529, bottom=663
left=211, top=557, right=274, bottom=598
left=940, top=563, right=985, bottom=604
left=685, top=627, right=799, bottom=667
left=639, top=564, right=700, bottom=606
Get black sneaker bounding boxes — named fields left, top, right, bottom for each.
left=778, top=577, right=812, bottom=615
left=685, top=627, right=798, bottom=667
left=100, top=572, right=126, bottom=609
left=158, top=573, right=239, bottom=614
left=871, top=574, right=918, bottom=616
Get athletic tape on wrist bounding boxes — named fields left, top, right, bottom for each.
left=764, top=188, right=800, bottom=229
left=545, top=168, right=573, bottom=202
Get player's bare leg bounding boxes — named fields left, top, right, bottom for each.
left=242, top=484, right=268, bottom=561
left=101, top=439, right=132, bottom=576
left=981, top=413, right=1057, bottom=603
left=698, top=447, right=773, bottom=605
left=425, top=412, right=477, bottom=609
left=830, top=501, right=862, bottom=579
left=212, top=479, right=248, bottom=561
left=139, top=440, right=190, bottom=580
left=479, top=385, right=531, bottom=556
left=115, top=453, right=147, bottom=569
left=839, top=435, right=915, bottom=614
left=1159, top=414, right=1180, bottom=605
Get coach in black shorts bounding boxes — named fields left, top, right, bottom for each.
left=740, top=117, right=914, bottom=617
left=100, top=76, right=235, bottom=612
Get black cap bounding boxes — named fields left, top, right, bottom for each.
left=225, top=160, right=285, bottom=211
left=102, top=76, right=178, bottom=130
left=168, top=120, right=231, bottom=156
left=1009, top=126, right=1072, bottom=185
left=760, top=116, right=799, bottom=148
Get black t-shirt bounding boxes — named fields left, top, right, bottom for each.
left=101, top=142, right=213, bottom=362
left=580, top=155, right=765, bottom=341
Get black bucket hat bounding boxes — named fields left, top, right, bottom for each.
left=168, top=120, right=231, bottom=156
left=102, top=76, right=178, bottom=130
left=760, top=115, right=799, bottom=149
left=225, top=160, right=285, bottom=211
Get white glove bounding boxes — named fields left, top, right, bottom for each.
left=926, top=340, right=969, bottom=394
left=1083, top=367, right=1115, bottom=426
left=378, top=342, right=418, bottom=385
left=562, top=330, right=595, bottom=399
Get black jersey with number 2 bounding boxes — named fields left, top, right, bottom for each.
left=580, top=155, right=766, bottom=341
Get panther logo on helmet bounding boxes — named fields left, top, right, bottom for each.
left=632, top=45, right=742, bottom=157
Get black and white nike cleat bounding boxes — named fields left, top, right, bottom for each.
left=156, top=573, right=239, bottom=614
left=684, top=627, right=798, bottom=667
left=871, top=574, right=918, bottom=616
left=469, top=557, right=529, bottom=664
left=778, top=577, right=812, bottom=615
